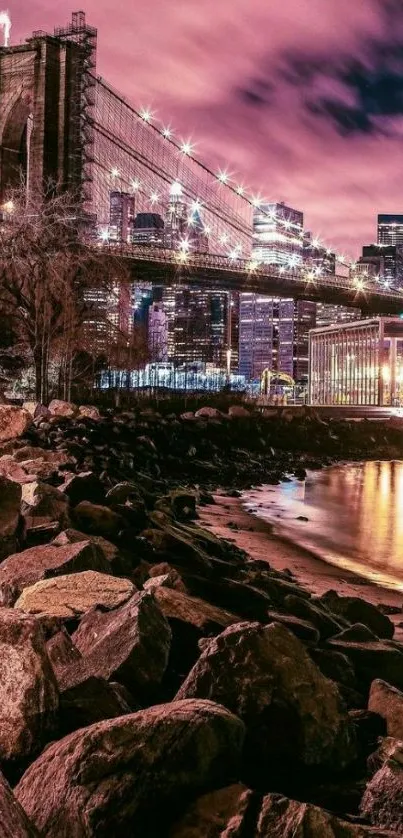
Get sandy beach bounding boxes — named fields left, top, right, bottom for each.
left=198, top=491, right=403, bottom=639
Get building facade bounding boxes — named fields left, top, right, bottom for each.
left=309, top=317, right=403, bottom=406
left=378, top=215, right=403, bottom=248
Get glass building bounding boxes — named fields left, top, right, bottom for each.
left=378, top=215, right=403, bottom=248
left=309, top=318, right=403, bottom=406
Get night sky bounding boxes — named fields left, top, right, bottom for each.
left=8, top=0, right=403, bottom=256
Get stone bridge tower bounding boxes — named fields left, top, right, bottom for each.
left=0, top=11, right=96, bottom=204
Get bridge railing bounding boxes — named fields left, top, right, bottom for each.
left=95, top=241, right=403, bottom=301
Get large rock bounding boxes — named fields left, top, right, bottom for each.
left=60, top=472, right=105, bottom=507
left=22, top=401, right=50, bottom=420
left=169, top=783, right=254, bottom=837
left=0, top=541, right=110, bottom=606
left=15, top=699, right=245, bottom=838
left=195, top=406, right=222, bottom=418
left=0, top=770, right=39, bottom=837
left=59, top=675, right=132, bottom=736
left=176, top=622, right=356, bottom=778
left=14, top=571, right=135, bottom=619
left=0, top=476, right=22, bottom=560
left=0, top=608, right=58, bottom=764
left=327, top=636, right=403, bottom=693
left=228, top=405, right=250, bottom=417
left=48, top=399, right=78, bottom=418
left=21, top=481, right=69, bottom=526
left=78, top=405, right=101, bottom=420
left=52, top=528, right=122, bottom=572
left=368, top=679, right=403, bottom=739
left=72, top=591, right=171, bottom=698
left=360, top=739, right=403, bottom=832
left=171, top=788, right=397, bottom=837
left=0, top=406, right=32, bottom=442
left=152, top=586, right=238, bottom=632
left=73, top=501, right=124, bottom=540
left=258, top=794, right=398, bottom=837
left=318, top=591, right=394, bottom=639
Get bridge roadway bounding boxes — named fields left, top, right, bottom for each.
left=100, top=243, right=403, bottom=315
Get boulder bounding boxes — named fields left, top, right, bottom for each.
left=228, top=405, right=251, bottom=417
left=73, top=501, right=124, bottom=540
left=52, top=528, right=121, bottom=571
left=22, top=401, right=50, bottom=420
left=78, top=405, right=101, bottom=420
left=60, top=472, right=105, bottom=507
left=15, top=699, right=245, bottom=838
left=48, top=400, right=78, bottom=418
left=0, top=770, right=40, bottom=837
left=46, top=628, right=82, bottom=676
left=171, top=788, right=397, bottom=837
left=176, top=622, right=356, bottom=778
left=0, top=608, right=58, bottom=764
left=14, top=571, right=135, bottom=619
left=0, top=540, right=110, bottom=606
left=318, top=591, right=394, bottom=639
left=360, top=739, right=403, bottom=832
left=327, top=636, right=403, bottom=693
left=332, top=624, right=379, bottom=643
left=153, top=586, right=238, bottom=632
left=72, top=591, right=171, bottom=698
left=0, top=405, right=32, bottom=442
left=144, top=570, right=187, bottom=593
left=258, top=793, right=398, bottom=837
left=0, top=476, right=22, bottom=561
left=368, top=679, right=403, bottom=739
left=267, top=609, right=320, bottom=645
left=169, top=783, right=254, bottom=837
left=195, top=407, right=222, bottom=418
left=59, top=675, right=132, bottom=736
left=283, top=594, right=343, bottom=639
left=21, top=481, right=69, bottom=526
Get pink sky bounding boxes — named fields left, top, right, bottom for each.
left=7, top=0, right=403, bottom=257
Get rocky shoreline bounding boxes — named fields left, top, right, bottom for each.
left=0, top=400, right=403, bottom=835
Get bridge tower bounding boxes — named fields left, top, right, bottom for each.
left=0, top=11, right=96, bottom=205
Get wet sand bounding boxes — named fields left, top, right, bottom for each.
left=198, top=492, right=403, bottom=639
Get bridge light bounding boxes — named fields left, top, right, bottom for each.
left=190, top=199, right=202, bottom=213
left=279, top=266, right=286, bottom=275
left=248, top=260, right=259, bottom=272
left=236, top=185, right=245, bottom=195
left=140, top=108, right=153, bottom=122
left=2, top=199, right=14, bottom=213
left=162, top=126, right=173, bottom=139
left=203, top=225, right=211, bottom=235
left=131, top=178, right=141, bottom=192
left=252, top=196, right=262, bottom=207
left=228, top=249, right=240, bottom=260
left=306, top=271, right=316, bottom=282
left=217, top=170, right=229, bottom=184
left=219, top=233, right=229, bottom=245
left=312, top=237, right=320, bottom=248
left=180, top=140, right=193, bottom=155
left=354, top=278, right=365, bottom=291
left=150, top=191, right=160, bottom=204
left=179, top=238, right=190, bottom=252
left=99, top=228, right=110, bottom=242
left=111, top=167, right=120, bottom=178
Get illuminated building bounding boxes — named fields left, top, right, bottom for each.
left=309, top=317, right=403, bottom=406
left=132, top=213, right=164, bottom=246
left=378, top=215, right=403, bottom=248
left=239, top=201, right=314, bottom=382
left=358, top=244, right=403, bottom=288
left=148, top=302, right=168, bottom=361
left=253, top=202, right=303, bottom=267
left=153, top=286, right=237, bottom=369
left=164, top=182, right=188, bottom=249
left=316, top=303, right=361, bottom=328
left=109, top=191, right=135, bottom=242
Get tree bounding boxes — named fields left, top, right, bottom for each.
left=0, top=185, right=129, bottom=402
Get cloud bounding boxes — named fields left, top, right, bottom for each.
left=8, top=0, right=403, bottom=255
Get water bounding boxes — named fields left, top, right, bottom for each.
left=243, top=461, right=403, bottom=592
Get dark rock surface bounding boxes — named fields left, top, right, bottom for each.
left=15, top=699, right=245, bottom=838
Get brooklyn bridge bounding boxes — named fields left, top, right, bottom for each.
left=0, top=11, right=402, bottom=315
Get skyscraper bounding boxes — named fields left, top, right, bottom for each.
left=132, top=213, right=164, bottom=246
left=109, top=191, right=135, bottom=242
left=378, top=215, right=403, bottom=247
left=239, top=201, right=313, bottom=383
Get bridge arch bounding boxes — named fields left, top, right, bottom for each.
left=0, top=88, right=33, bottom=196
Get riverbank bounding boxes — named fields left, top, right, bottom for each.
left=1, top=401, right=403, bottom=834
left=199, top=491, right=403, bottom=639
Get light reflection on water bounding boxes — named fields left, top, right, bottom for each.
left=243, top=461, right=403, bottom=592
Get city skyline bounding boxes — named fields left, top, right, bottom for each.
left=8, top=0, right=403, bottom=257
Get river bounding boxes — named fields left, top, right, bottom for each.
left=243, top=460, right=403, bottom=593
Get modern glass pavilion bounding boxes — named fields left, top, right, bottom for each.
left=309, top=317, right=403, bottom=406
